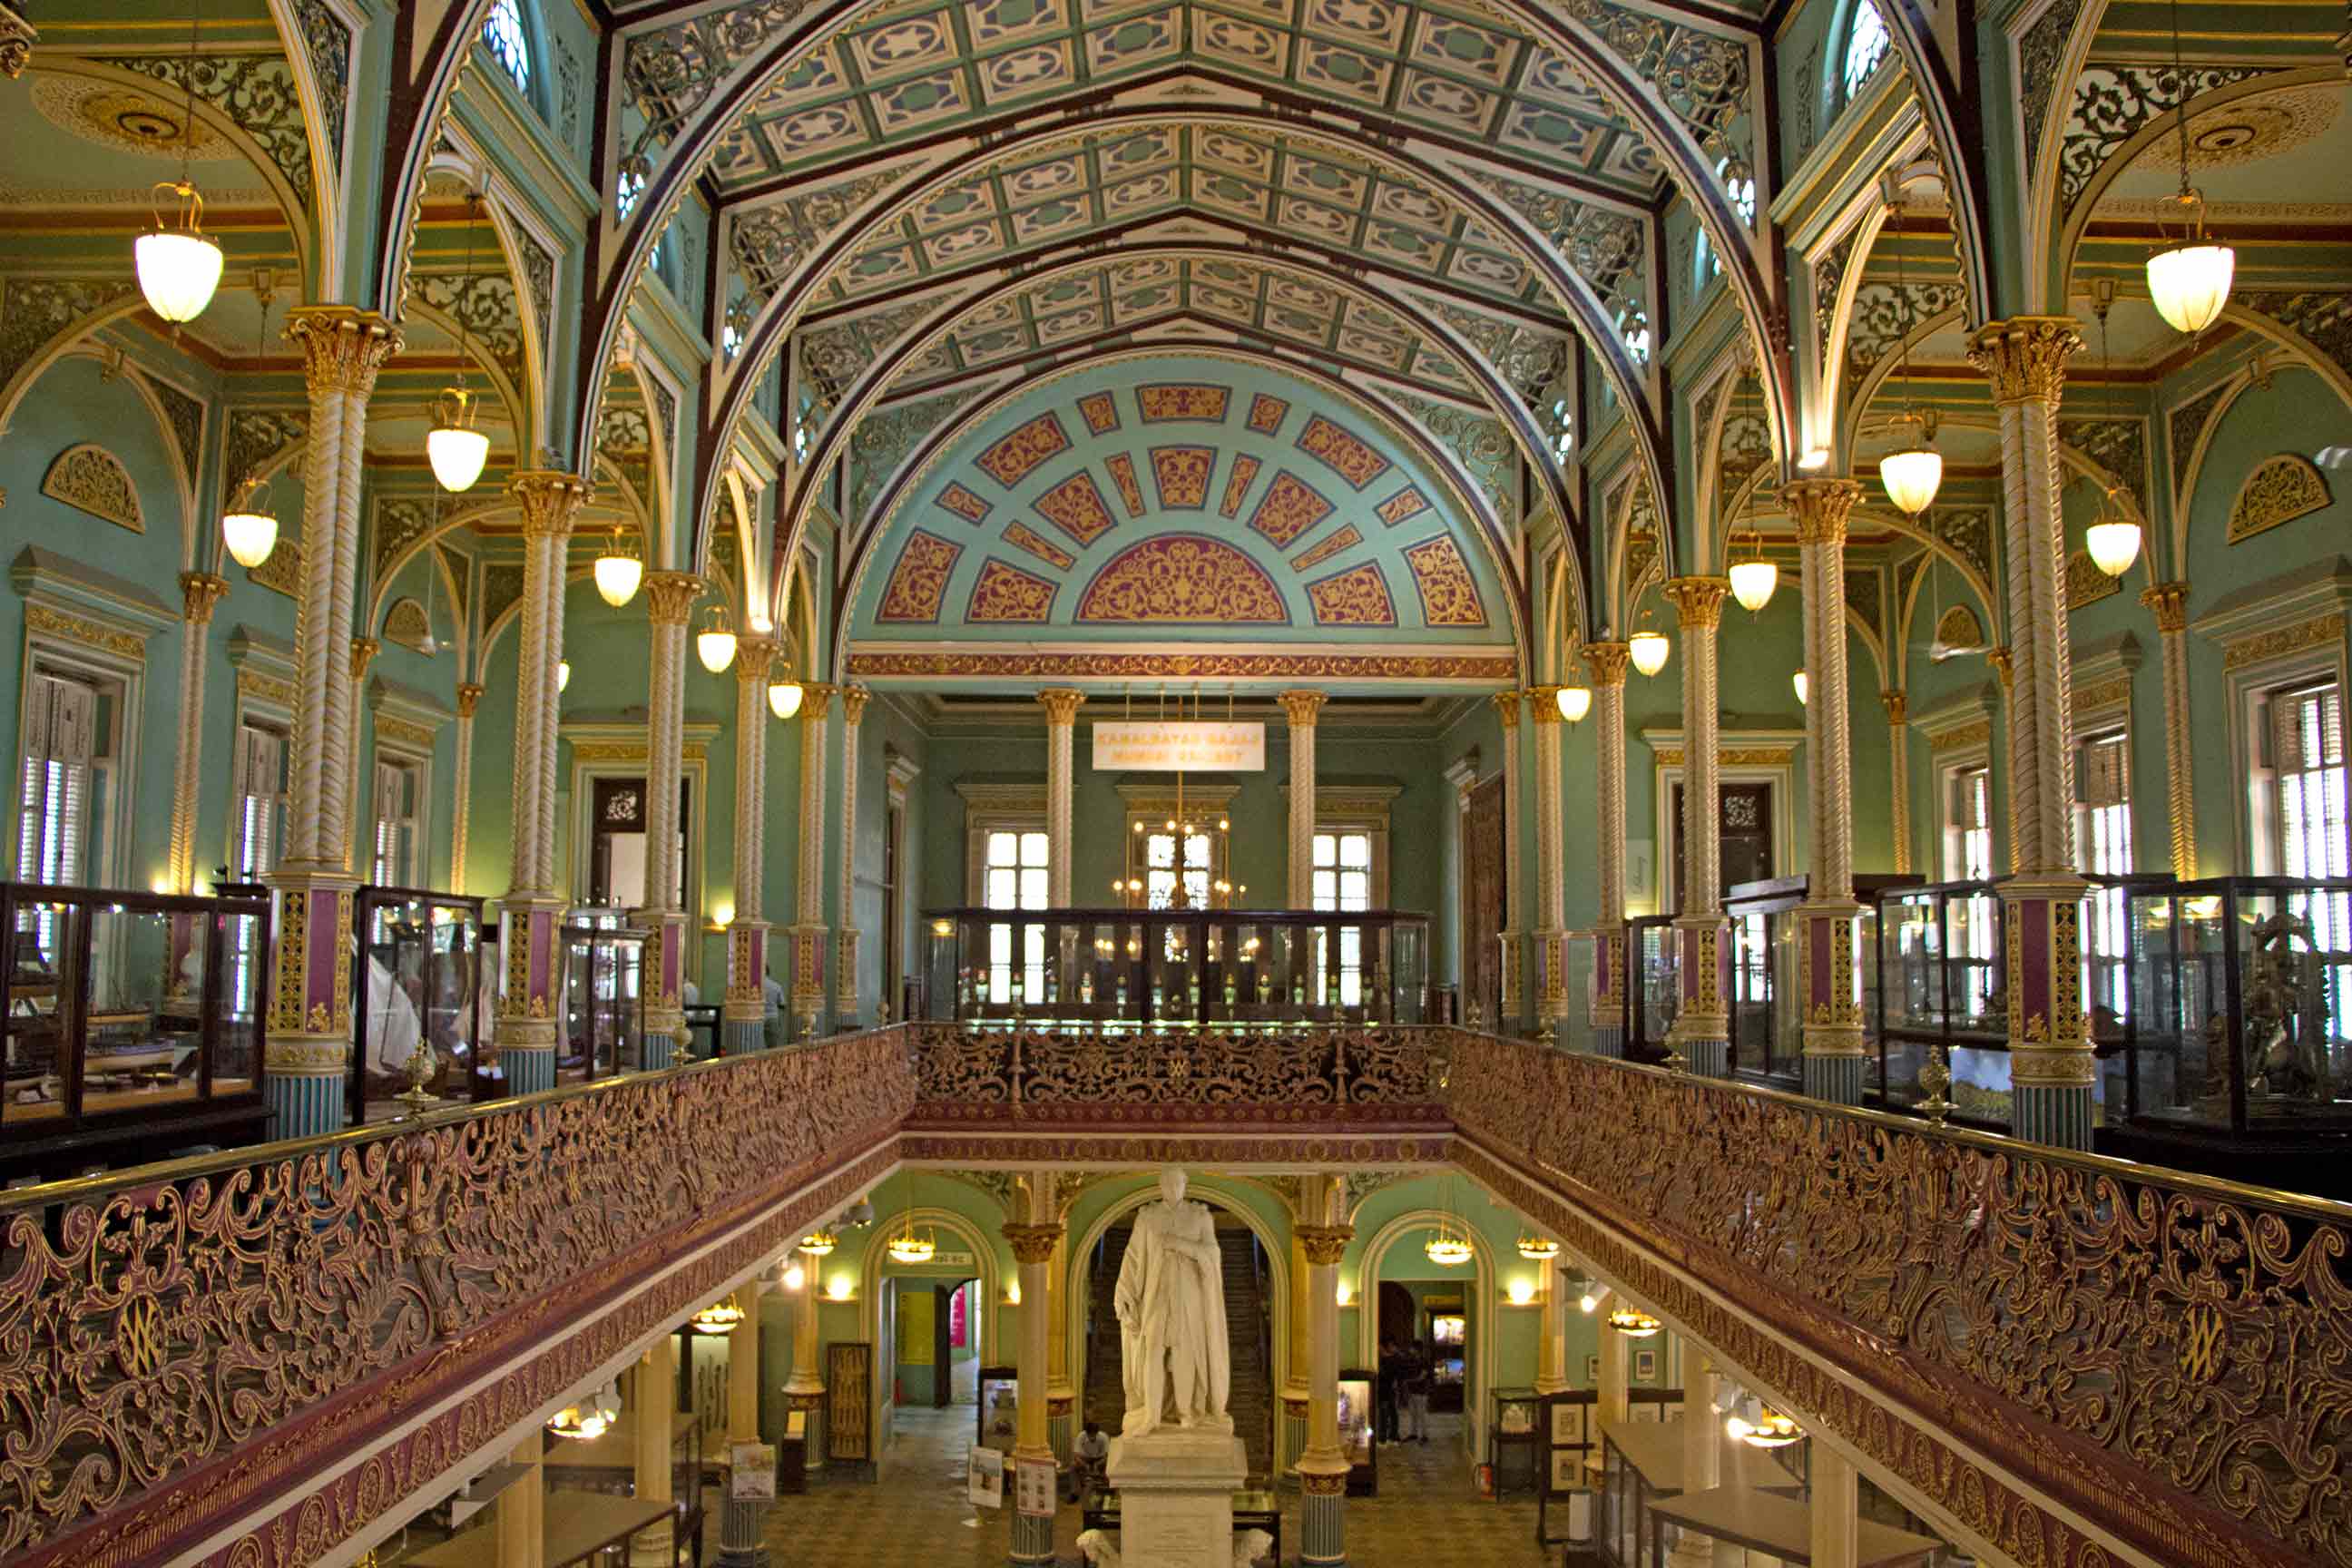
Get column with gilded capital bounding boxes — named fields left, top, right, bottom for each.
left=789, top=683, right=838, bottom=1038
left=782, top=1241, right=827, bottom=1472
left=496, top=470, right=593, bottom=1098
left=339, top=636, right=378, bottom=870
left=166, top=572, right=228, bottom=895
left=1784, top=479, right=1868, bottom=1103
left=264, top=308, right=398, bottom=1137
left=1491, top=690, right=1524, bottom=1026
left=715, top=1281, right=771, bottom=1568
left=1883, top=691, right=1911, bottom=876
left=1665, top=1356, right=1729, bottom=1568
left=1968, top=316, right=2094, bottom=1147
left=836, top=684, right=870, bottom=1024
left=1296, top=1174, right=1354, bottom=1567
left=1281, top=690, right=1327, bottom=907
left=628, top=1335, right=675, bottom=1568
left=1528, top=687, right=1570, bottom=1034
left=1662, top=577, right=1733, bottom=1077
left=1584, top=642, right=1632, bottom=1054
left=638, top=573, right=702, bottom=1070
left=1004, top=1174, right=1063, bottom=1568
left=725, top=640, right=777, bottom=1054
left=1038, top=688, right=1085, bottom=906
left=2142, top=583, right=2195, bottom=878
left=1045, top=1228, right=1076, bottom=1465
left=451, top=681, right=485, bottom=892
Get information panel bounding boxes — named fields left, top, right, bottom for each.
left=1090, top=720, right=1266, bottom=772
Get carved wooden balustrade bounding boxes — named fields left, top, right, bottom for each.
left=906, top=1020, right=1449, bottom=1124
left=1446, top=1032, right=2352, bottom=1568
left=0, top=1028, right=913, bottom=1568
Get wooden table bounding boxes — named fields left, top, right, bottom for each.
left=399, top=1491, right=676, bottom=1567
left=1648, top=1485, right=1942, bottom=1566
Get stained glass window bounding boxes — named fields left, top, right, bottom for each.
left=481, top=0, right=530, bottom=94
left=1843, top=0, right=1891, bottom=103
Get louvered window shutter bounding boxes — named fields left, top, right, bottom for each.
left=2079, top=734, right=2127, bottom=809
left=20, top=675, right=95, bottom=887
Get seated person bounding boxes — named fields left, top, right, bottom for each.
left=1070, top=1418, right=1110, bottom=1500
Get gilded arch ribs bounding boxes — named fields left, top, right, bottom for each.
left=1868, top=0, right=1994, bottom=324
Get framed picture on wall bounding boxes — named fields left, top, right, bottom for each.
left=1550, top=1448, right=1583, bottom=1491
left=1583, top=1353, right=1600, bottom=1383
left=1550, top=1401, right=1584, bottom=1446
left=1634, top=1348, right=1659, bottom=1382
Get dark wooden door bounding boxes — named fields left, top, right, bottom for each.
left=933, top=1283, right=957, bottom=1408
left=1671, top=782, right=1773, bottom=908
left=826, top=1340, right=873, bottom=1464
left=1465, top=773, right=1505, bottom=1025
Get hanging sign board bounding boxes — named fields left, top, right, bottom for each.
left=1091, top=720, right=1265, bottom=772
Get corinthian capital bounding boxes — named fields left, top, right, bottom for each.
left=1279, top=689, right=1327, bottom=728
left=1779, top=477, right=1863, bottom=545
left=1582, top=641, right=1632, bottom=688
left=734, top=638, right=778, bottom=686
left=508, top=470, right=592, bottom=538
left=2141, top=581, right=2190, bottom=633
left=642, top=572, right=705, bottom=626
left=840, top=684, right=871, bottom=725
left=1662, top=575, right=1732, bottom=630
left=1966, top=316, right=2082, bottom=407
left=179, top=571, right=230, bottom=625
left=284, top=307, right=400, bottom=400
left=1037, top=687, right=1086, bottom=725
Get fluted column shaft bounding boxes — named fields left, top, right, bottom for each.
left=1664, top=577, right=1732, bottom=1076
left=1297, top=1173, right=1353, bottom=1567
left=717, top=1282, right=771, bottom=1568
left=1282, top=1230, right=1310, bottom=1475
left=495, top=1434, right=545, bottom=1568
left=1004, top=1175, right=1062, bottom=1568
left=264, top=309, right=397, bottom=1139
left=1046, top=1230, right=1075, bottom=1464
left=789, top=684, right=837, bottom=1037
left=782, top=1242, right=827, bottom=1470
left=451, top=682, right=483, bottom=893
left=1281, top=691, right=1326, bottom=908
left=1784, top=481, right=1867, bottom=1104
left=1666, top=1357, right=1735, bottom=1568
left=1039, top=689, right=1085, bottom=907
left=836, top=685, right=870, bottom=1024
left=629, top=1335, right=675, bottom=1566
left=1969, top=316, right=2094, bottom=1148
left=1585, top=644, right=1632, bottom=1055
left=1491, top=691, right=1524, bottom=1026
left=1534, top=1255, right=1567, bottom=1396
left=1529, top=689, right=1571, bottom=1032
left=2143, top=583, right=2195, bottom=878
left=1883, top=691, right=1911, bottom=877
left=497, top=471, right=592, bottom=1098
left=638, top=573, right=701, bottom=1071
left=339, top=637, right=377, bottom=870
left=726, top=642, right=777, bottom=1054
left=1811, top=1441, right=1861, bottom=1568
left=168, top=573, right=228, bottom=895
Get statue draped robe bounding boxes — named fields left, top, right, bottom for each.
left=1113, top=1196, right=1231, bottom=1436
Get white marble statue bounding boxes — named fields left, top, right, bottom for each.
left=1074, top=1525, right=1271, bottom=1567
left=1114, top=1168, right=1232, bottom=1436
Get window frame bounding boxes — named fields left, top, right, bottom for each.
left=478, top=0, right=534, bottom=101
left=2253, top=677, right=2349, bottom=879
left=369, top=750, right=426, bottom=889
left=15, top=642, right=137, bottom=895
left=1840, top=0, right=1894, bottom=106
left=1939, top=755, right=1995, bottom=884
left=230, top=714, right=290, bottom=883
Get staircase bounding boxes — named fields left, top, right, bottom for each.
left=1084, top=1221, right=1277, bottom=1483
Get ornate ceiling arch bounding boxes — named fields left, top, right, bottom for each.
left=770, top=245, right=1567, bottom=639
left=840, top=348, right=1522, bottom=691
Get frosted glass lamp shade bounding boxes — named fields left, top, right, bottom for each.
left=135, top=229, right=223, bottom=324
left=426, top=422, right=490, bottom=494
left=1878, top=444, right=1943, bottom=515
left=1555, top=684, right=1592, bottom=722
left=221, top=507, right=277, bottom=568
left=593, top=550, right=642, bottom=607
left=1728, top=557, right=1778, bottom=613
left=768, top=679, right=804, bottom=720
left=697, top=627, right=738, bottom=672
left=1793, top=669, right=1809, bottom=706
left=2147, top=242, right=2233, bottom=335
left=1628, top=630, right=1671, bottom=677
left=556, top=659, right=571, bottom=692
left=2086, top=517, right=2143, bottom=577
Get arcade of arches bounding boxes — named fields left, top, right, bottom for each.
left=0, top=2, right=2347, bottom=1567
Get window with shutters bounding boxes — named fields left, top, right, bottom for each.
left=1313, top=829, right=1376, bottom=1005
left=1942, top=763, right=1993, bottom=882
left=16, top=667, right=118, bottom=965
left=2075, top=730, right=2132, bottom=1021
left=980, top=828, right=1048, bottom=1004
left=2269, top=682, right=2348, bottom=881
left=231, top=720, right=288, bottom=881
left=371, top=759, right=420, bottom=887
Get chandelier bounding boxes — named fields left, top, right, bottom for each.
left=696, top=603, right=738, bottom=672
left=134, top=0, right=222, bottom=324
left=886, top=1174, right=935, bottom=1265
left=801, top=1228, right=838, bottom=1257
left=1876, top=177, right=1943, bottom=516
left=2082, top=282, right=2144, bottom=578
left=547, top=1385, right=620, bottom=1441
left=220, top=273, right=279, bottom=567
left=1112, top=690, right=1238, bottom=909
left=593, top=524, right=643, bottom=607
left=1607, top=1306, right=1661, bottom=1338
left=1727, top=1404, right=1804, bottom=1448
left=426, top=194, right=493, bottom=494
left=2144, top=0, right=2232, bottom=333
left=1425, top=1230, right=1474, bottom=1268
left=1515, top=1232, right=1560, bottom=1262
left=688, top=1298, right=745, bottom=1337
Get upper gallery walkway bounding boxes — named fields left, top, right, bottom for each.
left=0, top=1017, right=2342, bottom=1568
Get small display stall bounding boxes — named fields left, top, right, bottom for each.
left=1598, top=1416, right=1802, bottom=1568
left=975, top=1365, right=1019, bottom=1451
left=1337, top=1367, right=1378, bottom=1495
left=1488, top=1386, right=1543, bottom=1500
left=1, top=881, right=270, bottom=1181
left=1625, top=915, right=1679, bottom=1063
left=1725, top=875, right=1918, bottom=1085
left=1537, top=1388, right=1599, bottom=1547
left=916, top=906, right=1431, bottom=1027
left=347, top=886, right=485, bottom=1125
left=1646, top=1485, right=1942, bottom=1567
left=560, top=909, right=649, bottom=1084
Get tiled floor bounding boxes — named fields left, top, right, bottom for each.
left=742, top=1406, right=1559, bottom=1566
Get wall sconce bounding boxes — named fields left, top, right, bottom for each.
left=828, top=1277, right=856, bottom=1301
left=1506, top=1279, right=1537, bottom=1307
left=1005, top=1280, right=1023, bottom=1307
left=1335, top=1282, right=1355, bottom=1308
left=783, top=1263, right=805, bottom=1292
left=709, top=900, right=734, bottom=932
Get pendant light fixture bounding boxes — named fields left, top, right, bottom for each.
left=1425, top=1173, right=1474, bottom=1268
left=2083, top=282, right=2145, bottom=577
left=1554, top=682, right=1592, bottom=722
left=768, top=664, right=806, bottom=720
left=2144, top=0, right=2233, bottom=335
left=593, top=524, right=643, bottom=607
left=1876, top=176, right=1944, bottom=516
left=426, top=193, right=492, bottom=493
left=220, top=270, right=279, bottom=567
left=417, top=545, right=443, bottom=656
left=696, top=603, right=739, bottom=672
left=688, top=1298, right=746, bottom=1337
left=1606, top=1305, right=1662, bottom=1338
left=1793, top=669, right=1810, bottom=706
left=135, top=0, right=223, bottom=325
left=556, top=658, right=572, bottom=692
left=885, top=1174, right=935, bottom=1266
left=1727, top=519, right=1778, bottom=614
left=800, top=1228, right=838, bottom=1257
left=1515, top=1232, right=1561, bottom=1262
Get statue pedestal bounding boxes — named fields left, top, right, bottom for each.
left=1105, top=1429, right=1247, bottom=1568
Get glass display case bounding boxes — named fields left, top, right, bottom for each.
left=1627, top=915, right=1679, bottom=1063
left=1725, top=875, right=1917, bottom=1086
left=2, top=882, right=269, bottom=1180
left=560, top=909, right=648, bottom=1083
left=1488, top=1387, right=1543, bottom=1499
left=1873, top=879, right=2008, bottom=1123
left=916, top=907, right=1430, bottom=1026
left=348, top=887, right=485, bottom=1124
left=1337, top=1369, right=1378, bottom=1494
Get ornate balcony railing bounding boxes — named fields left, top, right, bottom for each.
left=906, top=1020, right=1449, bottom=1122
left=1445, top=1032, right=2352, bottom=1568
left=0, top=1029, right=913, bottom=1567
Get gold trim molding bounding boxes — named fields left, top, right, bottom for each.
left=2222, top=611, right=2346, bottom=671
left=26, top=602, right=145, bottom=662
left=40, top=444, right=142, bottom=533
